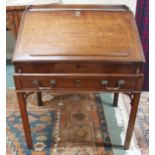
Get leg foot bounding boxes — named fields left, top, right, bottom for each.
left=113, top=93, right=119, bottom=107
left=124, top=93, right=140, bottom=150
left=17, top=93, right=33, bottom=149
left=37, top=92, right=43, bottom=106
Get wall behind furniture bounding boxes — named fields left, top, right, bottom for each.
left=6, top=0, right=137, bottom=59
left=6, top=31, right=16, bottom=59
left=62, top=0, right=137, bottom=14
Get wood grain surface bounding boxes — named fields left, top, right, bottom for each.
left=13, top=5, right=145, bottom=62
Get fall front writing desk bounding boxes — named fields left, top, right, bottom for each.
left=13, top=5, right=145, bottom=150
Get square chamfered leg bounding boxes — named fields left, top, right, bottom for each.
left=124, top=93, right=141, bottom=150
left=16, top=92, right=33, bottom=149
left=37, top=92, right=43, bottom=106
left=113, top=93, right=119, bottom=107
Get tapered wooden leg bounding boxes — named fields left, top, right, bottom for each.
left=17, top=92, right=33, bottom=149
left=37, top=92, right=43, bottom=106
left=113, top=93, right=119, bottom=107
left=124, top=93, right=140, bottom=150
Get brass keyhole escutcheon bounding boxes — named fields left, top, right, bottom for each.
left=76, top=64, right=80, bottom=68
left=32, top=80, right=39, bottom=86
left=76, top=80, right=81, bottom=87
left=75, top=11, right=81, bottom=16
left=50, top=80, right=56, bottom=87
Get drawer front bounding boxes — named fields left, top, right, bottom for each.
left=14, top=62, right=139, bottom=74
left=14, top=74, right=143, bottom=91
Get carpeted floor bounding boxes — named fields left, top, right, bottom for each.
left=7, top=90, right=113, bottom=155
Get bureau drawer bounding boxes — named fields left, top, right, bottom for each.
left=14, top=62, right=139, bottom=74
left=14, top=74, right=143, bottom=92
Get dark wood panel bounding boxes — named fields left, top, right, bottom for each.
left=14, top=62, right=139, bottom=74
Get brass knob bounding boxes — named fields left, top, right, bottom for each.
left=117, top=80, right=125, bottom=86
left=101, top=80, right=108, bottom=86
left=32, top=80, right=39, bottom=85
left=18, top=68, right=22, bottom=73
left=76, top=80, right=81, bottom=87
left=50, top=80, right=56, bottom=87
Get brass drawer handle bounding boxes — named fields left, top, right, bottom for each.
left=32, top=79, right=56, bottom=89
left=118, top=80, right=125, bottom=86
left=76, top=80, right=81, bottom=87
left=38, top=87, right=52, bottom=90
left=101, top=80, right=108, bottom=86
left=101, top=80, right=125, bottom=90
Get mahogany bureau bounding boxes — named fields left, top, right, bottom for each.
left=13, top=5, right=145, bottom=150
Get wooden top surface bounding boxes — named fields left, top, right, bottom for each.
left=13, top=5, right=145, bottom=63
